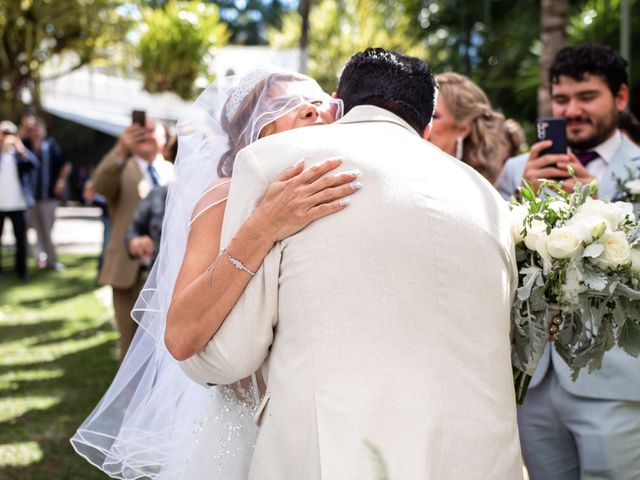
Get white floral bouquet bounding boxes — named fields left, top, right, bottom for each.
left=614, top=166, right=640, bottom=203
left=511, top=175, right=640, bottom=404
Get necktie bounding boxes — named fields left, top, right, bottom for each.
left=574, top=151, right=599, bottom=167
left=148, top=164, right=160, bottom=187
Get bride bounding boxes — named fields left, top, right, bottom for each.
left=71, top=67, right=361, bottom=479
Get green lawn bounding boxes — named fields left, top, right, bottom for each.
left=0, top=253, right=117, bottom=479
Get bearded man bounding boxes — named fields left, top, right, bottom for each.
left=498, top=44, right=640, bottom=480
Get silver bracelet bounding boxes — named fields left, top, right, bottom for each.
left=223, top=248, right=256, bottom=276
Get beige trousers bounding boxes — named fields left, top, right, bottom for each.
left=28, top=199, right=58, bottom=267
left=112, top=271, right=147, bottom=360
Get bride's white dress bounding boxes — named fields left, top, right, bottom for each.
left=160, top=380, right=259, bottom=479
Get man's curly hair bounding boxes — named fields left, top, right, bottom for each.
left=336, top=48, right=437, bottom=133
left=549, top=44, right=628, bottom=96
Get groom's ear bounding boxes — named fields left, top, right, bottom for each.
left=421, top=124, right=431, bottom=140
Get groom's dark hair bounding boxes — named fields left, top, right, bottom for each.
left=336, top=48, right=437, bottom=133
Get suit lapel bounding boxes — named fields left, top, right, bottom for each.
left=600, top=136, right=640, bottom=200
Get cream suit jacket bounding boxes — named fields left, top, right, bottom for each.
left=182, top=106, right=523, bottom=480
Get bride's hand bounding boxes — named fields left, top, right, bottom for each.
left=252, top=157, right=361, bottom=243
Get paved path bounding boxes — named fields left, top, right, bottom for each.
left=1, top=205, right=104, bottom=255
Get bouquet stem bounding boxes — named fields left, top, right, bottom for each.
left=513, top=367, right=532, bottom=405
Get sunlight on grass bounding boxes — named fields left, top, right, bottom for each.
left=0, top=253, right=119, bottom=478
left=0, top=368, right=64, bottom=391
left=0, top=395, right=61, bottom=423
left=0, top=441, right=44, bottom=467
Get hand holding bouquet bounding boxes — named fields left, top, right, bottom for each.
left=511, top=174, right=640, bottom=404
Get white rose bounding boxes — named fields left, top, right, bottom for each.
left=576, top=197, right=634, bottom=230
left=566, top=213, right=610, bottom=243
left=523, top=219, right=547, bottom=252
left=535, top=235, right=553, bottom=274
left=630, top=247, right=640, bottom=272
left=546, top=226, right=583, bottom=259
left=510, top=205, right=528, bottom=244
left=548, top=200, right=570, bottom=215
left=562, top=263, right=587, bottom=306
left=625, top=179, right=640, bottom=195
left=592, top=231, right=631, bottom=270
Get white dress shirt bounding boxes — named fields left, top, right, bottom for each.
left=0, top=150, right=27, bottom=211
left=584, top=129, right=623, bottom=180
left=133, top=155, right=172, bottom=188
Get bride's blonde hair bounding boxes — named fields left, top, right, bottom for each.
left=436, top=73, right=505, bottom=184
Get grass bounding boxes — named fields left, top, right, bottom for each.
left=0, top=253, right=117, bottom=479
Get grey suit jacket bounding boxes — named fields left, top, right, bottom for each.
left=496, top=133, right=640, bottom=400
left=182, top=106, right=523, bottom=479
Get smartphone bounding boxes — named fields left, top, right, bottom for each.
left=132, top=110, right=146, bottom=127
left=535, top=118, right=567, bottom=156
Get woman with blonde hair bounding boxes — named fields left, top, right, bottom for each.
left=429, top=72, right=505, bottom=184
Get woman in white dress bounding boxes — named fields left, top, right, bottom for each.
left=71, top=67, right=361, bottom=479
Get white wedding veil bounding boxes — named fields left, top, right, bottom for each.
left=71, top=66, right=342, bottom=479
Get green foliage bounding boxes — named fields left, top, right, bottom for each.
left=0, top=253, right=118, bottom=479
left=137, top=1, right=229, bottom=100
left=0, top=0, right=131, bottom=121
left=214, top=0, right=290, bottom=45
left=268, top=0, right=427, bottom=92
left=567, top=0, right=640, bottom=114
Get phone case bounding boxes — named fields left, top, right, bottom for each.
left=536, top=118, right=567, bottom=155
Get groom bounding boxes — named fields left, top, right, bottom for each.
left=182, top=49, right=522, bottom=479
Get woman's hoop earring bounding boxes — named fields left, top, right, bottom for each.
left=455, top=136, right=464, bottom=160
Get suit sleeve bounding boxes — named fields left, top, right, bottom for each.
left=180, top=148, right=281, bottom=386
left=91, top=146, right=128, bottom=202
left=124, top=192, right=153, bottom=254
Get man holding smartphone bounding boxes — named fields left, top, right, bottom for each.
left=91, top=113, right=173, bottom=360
left=497, top=45, right=640, bottom=480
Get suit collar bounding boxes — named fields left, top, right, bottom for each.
left=336, top=105, right=422, bottom=138
left=598, top=134, right=640, bottom=199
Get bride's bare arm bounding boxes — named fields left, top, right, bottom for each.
left=165, top=158, right=360, bottom=360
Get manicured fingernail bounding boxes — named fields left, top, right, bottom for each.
left=293, top=159, right=305, bottom=167
left=349, top=181, right=362, bottom=190
left=329, top=156, right=343, bottom=163
left=339, top=198, right=350, bottom=206
left=347, top=170, right=361, bottom=177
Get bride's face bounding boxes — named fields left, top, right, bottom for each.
left=264, top=100, right=336, bottom=137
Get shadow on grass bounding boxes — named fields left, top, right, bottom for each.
left=0, top=320, right=65, bottom=345
left=0, top=253, right=100, bottom=308
left=0, top=252, right=117, bottom=480
left=0, top=327, right=118, bottom=480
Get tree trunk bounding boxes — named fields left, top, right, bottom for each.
left=538, top=0, right=569, bottom=117
left=298, top=0, right=310, bottom=74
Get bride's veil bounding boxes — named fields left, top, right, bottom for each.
left=70, top=67, right=342, bottom=479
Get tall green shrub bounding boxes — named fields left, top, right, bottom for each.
left=137, top=1, right=229, bottom=99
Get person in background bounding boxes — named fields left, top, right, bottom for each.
left=497, top=44, right=640, bottom=480
left=83, top=176, right=110, bottom=276
left=125, top=133, right=177, bottom=269
left=428, top=72, right=506, bottom=184
left=618, top=110, right=640, bottom=146
left=20, top=113, right=71, bottom=270
left=91, top=116, right=173, bottom=360
left=0, top=120, right=39, bottom=281
left=501, top=118, right=528, bottom=163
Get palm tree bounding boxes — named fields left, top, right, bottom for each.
left=299, top=0, right=311, bottom=73
left=538, top=0, right=569, bottom=117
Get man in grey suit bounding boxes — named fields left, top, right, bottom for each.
left=497, top=45, right=640, bottom=480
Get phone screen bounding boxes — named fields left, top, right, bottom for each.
left=132, top=110, right=146, bottom=127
